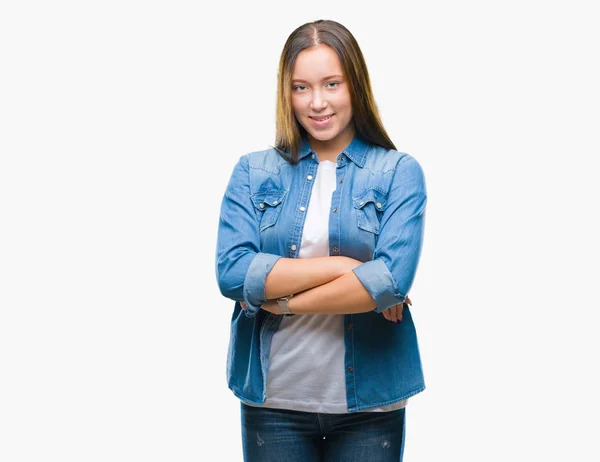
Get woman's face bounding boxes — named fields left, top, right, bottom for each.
left=291, top=44, right=355, bottom=148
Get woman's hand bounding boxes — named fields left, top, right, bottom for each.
left=381, top=296, right=412, bottom=323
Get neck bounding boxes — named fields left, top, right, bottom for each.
left=307, top=125, right=356, bottom=162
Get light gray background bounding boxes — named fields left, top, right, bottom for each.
left=1, top=1, right=599, bottom=461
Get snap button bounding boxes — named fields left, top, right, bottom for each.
left=300, top=206, right=306, bottom=212
left=312, top=154, right=316, bottom=159
left=333, top=247, right=338, bottom=253
left=347, top=324, right=352, bottom=330
left=340, top=156, right=345, bottom=161
left=359, top=201, right=364, bottom=206
left=291, top=244, right=297, bottom=251
left=348, top=366, right=353, bottom=373
left=332, top=208, right=337, bottom=213
left=259, top=203, right=265, bottom=209
left=307, top=175, right=313, bottom=181
left=273, top=200, right=278, bottom=205
left=376, top=202, right=382, bottom=208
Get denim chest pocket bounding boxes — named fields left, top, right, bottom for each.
left=250, top=189, right=287, bottom=232
left=353, top=188, right=387, bottom=234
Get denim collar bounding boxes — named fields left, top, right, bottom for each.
left=298, top=133, right=370, bottom=167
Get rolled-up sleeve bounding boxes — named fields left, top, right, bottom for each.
left=215, top=155, right=282, bottom=318
left=352, top=155, right=427, bottom=313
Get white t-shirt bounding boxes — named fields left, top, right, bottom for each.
left=246, top=160, right=407, bottom=413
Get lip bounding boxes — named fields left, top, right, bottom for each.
left=309, top=114, right=335, bottom=127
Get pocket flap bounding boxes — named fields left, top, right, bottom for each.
left=353, top=188, right=387, bottom=211
left=250, top=190, right=287, bottom=210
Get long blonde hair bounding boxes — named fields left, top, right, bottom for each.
left=273, top=19, right=396, bottom=164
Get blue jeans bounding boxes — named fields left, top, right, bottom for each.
left=240, top=402, right=406, bottom=461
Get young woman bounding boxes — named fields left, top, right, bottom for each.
left=216, top=19, right=427, bottom=462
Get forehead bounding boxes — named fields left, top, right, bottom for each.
left=292, top=44, right=344, bottom=80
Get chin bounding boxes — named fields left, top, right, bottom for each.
left=304, top=127, right=338, bottom=142
left=309, top=132, right=333, bottom=141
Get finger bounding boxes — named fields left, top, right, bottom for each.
left=241, top=301, right=247, bottom=310
left=406, top=296, right=412, bottom=306
left=390, top=304, right=399, bottom=323
left=382, top=309, right=390, bottom=321
left=394, top=304, right=404, bottom=323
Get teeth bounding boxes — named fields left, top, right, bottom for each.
left=313, top=115, right=332, bottom=121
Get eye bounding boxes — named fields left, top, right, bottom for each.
left=292, top=85, right=307, bottom=92
left=327, top=82, right=339, bottom=89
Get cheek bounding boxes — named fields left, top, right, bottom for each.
left=338, top=89, right=352, bottom=107
left=331, top=94, right=351, bottom=111
left=291, top=95, right=306, bottom=112
left=342, top=96, right=353, bottom=112
left=334, top=101, right=352, bottom=120
left=292, top=106, right=305, bottom=124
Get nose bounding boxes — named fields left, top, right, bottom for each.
left=310, top=89, right=328, bottom=111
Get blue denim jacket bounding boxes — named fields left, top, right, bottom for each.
left=215, top=133, right=427, bottom=412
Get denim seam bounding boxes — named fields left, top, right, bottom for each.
left=353, top=184, right=389, bottom=198
left=363, top=153, right=413, bottom=175
left=352, top=385, right=426, bottom=412
left=350, top=315, right=358, bottom=409
left=334, top=168, right=343, bottom=253
left=230, top=386, right=262, bottom=405
left=248, top=161, right=281, bottom=175
left=316, top=413, right=325, bottom=434
left=258, top=318, right=269, bottom=401
left=259, top=313, right=281, bottom=401
left=247, top=149, right=288, bottom=174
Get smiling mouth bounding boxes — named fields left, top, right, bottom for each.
left=309, top=114, right=334, bottom=121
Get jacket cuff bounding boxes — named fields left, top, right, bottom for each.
left=242, top=252, right=282, bottom=318
left=352, top=258, right=406, bottom=313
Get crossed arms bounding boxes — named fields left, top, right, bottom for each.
left=216, top=154, right=426, bottom=319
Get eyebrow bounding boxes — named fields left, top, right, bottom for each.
left=291, top=74, right=344, bottom=83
